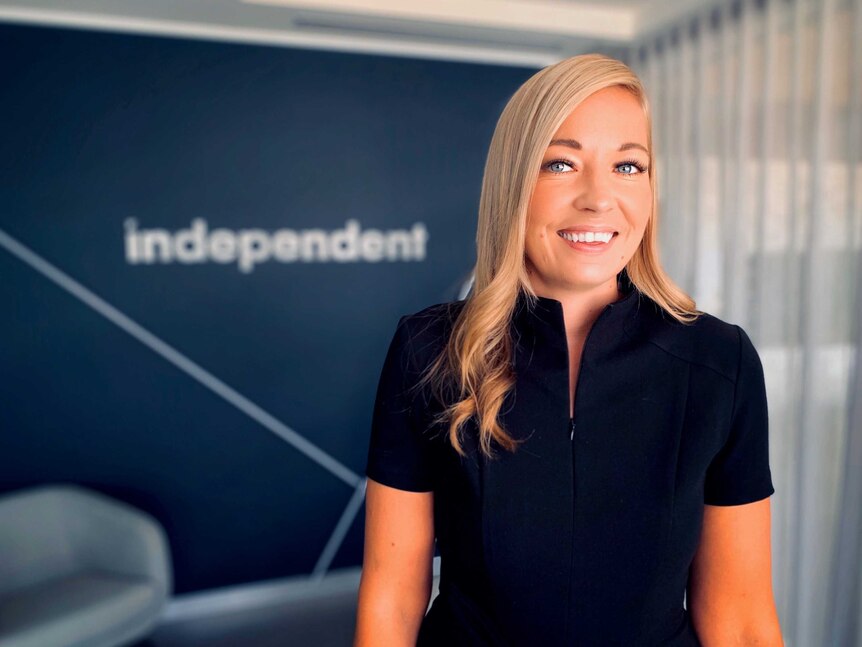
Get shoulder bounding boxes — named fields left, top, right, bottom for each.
left=633, top=297, right=757, bottom=386
left=401, top=299, right=466, bottom=330
left=394, top=299, right=466, bottom=368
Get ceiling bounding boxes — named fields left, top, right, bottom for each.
left=0, top=0, right=714, bottom=67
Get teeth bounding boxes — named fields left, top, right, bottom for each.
left=559, top=231, right=614, bottom=244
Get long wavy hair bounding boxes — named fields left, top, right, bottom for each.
left=416, top=54, right=701, bottom=460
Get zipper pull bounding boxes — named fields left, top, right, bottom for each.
left=570, top=418, right=575, bottom=441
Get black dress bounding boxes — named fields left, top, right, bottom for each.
left=365, top=271, right=775, bottom=646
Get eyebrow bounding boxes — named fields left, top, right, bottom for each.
left=548, top=139, right=650, bottom=154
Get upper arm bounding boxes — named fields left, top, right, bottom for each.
left=365, top=315, right=437, bottom=492
left=355, top=315, right=438, bottom=645
left=362, top=312, right=438, bottom=576
left=688, top=499, right=782, bottom=645
left=690, top=326, right=782, bottom=644
left=703, top=325, right=774, bottom=506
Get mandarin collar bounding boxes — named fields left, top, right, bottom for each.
left=512, top=269, right=642, bottom=356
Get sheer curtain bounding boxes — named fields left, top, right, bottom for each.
left=630, top=0, right=862, bottom=644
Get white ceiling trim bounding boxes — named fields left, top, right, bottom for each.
left=636, top=0, right=717, bottom=39
left=0, top=5, right=564, bottom=67
left=242, top=0, right=638, bottom=39
left=0, top=0, right=717, bottom=67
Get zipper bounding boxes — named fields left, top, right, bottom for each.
left=563, top=296, right=620, bottom=645
left=567, top=302, right=615, bottom=442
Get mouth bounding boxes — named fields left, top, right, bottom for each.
left=556, top=230, right=619, bottom=245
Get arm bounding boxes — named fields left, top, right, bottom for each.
left=688, top=498, right=783, bottom=646
left=354, top=478, right=436, bottom=647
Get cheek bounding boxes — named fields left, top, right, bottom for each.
left=639, top=186, right=653, bottom=220
left=524, top=222, right=554, bottom=267
left=526, top=183, right=562, bottom=223
left=523, top=228, right=544, bottom=261
left=621, top=188, right=652, bottom=228
left=525, top=197, right=552, bottom=243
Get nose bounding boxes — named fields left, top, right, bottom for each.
left=573, top=167, right=613, bottom=213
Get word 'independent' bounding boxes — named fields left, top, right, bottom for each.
left=124, top=218, right=429, bottom=273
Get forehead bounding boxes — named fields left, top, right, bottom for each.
left=551, top=86, right=648, bottom=146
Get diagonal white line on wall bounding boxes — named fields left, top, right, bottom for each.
left=0, top=227, right=361, bottom=489
left=311, top=478, right=367, bottom=581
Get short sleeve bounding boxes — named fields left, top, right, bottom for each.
left=364, top=315, right=435, bottom=492
left=703, top=325, right=776, bottom=506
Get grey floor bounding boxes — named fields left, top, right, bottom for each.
left=131, top=591, right=358, bottom=647
left=129, top=568, right=440, bottom=647
left=129, top=572, right=365, bottom=647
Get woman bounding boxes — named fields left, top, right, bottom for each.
left=354, top=54, right=783, bottom=646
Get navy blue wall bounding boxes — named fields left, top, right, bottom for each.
left=0, top=23, right=534, bottom=594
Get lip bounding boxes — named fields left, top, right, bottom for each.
left=557, top=226, right=618, bottom=234
left=557, top=230, right=618, bottom=254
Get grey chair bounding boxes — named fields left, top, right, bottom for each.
left=0, top=484, right=172, bottom=647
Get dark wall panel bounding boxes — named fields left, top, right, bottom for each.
left=0, top=22, right=535, bottom=594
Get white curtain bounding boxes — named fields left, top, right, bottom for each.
left=631, top=0, right=862, bottom=644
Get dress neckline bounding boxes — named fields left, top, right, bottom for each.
left=512, top=268, right=641, bottom=353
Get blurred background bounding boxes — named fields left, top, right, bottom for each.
left=0, top=0, right=859, bottom=646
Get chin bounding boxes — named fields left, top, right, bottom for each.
left=562, top=269, right=617, bottom=285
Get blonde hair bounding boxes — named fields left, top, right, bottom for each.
left=416, top=54, right=701, bottom=460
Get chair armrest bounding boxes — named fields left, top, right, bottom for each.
left=61, top=485, right=173, bottom=596
left=0, top=487, right=78, bottom=594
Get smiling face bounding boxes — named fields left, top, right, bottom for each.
left=524, top=85, right=652, bottom=298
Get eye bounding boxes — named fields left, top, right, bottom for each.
left=616, top=160, right=648, bottom=175
left=543, top=159, right=574, bottom=173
